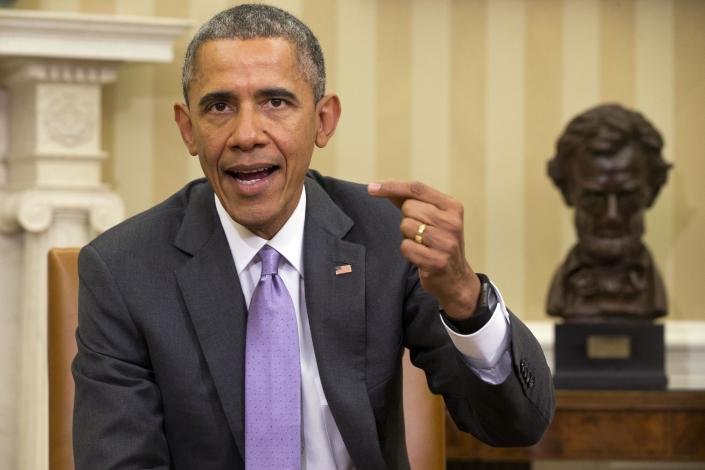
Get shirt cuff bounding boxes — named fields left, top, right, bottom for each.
left=440, top=281, right=512, bottom=384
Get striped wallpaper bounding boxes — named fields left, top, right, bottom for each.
left=15, top=0, right=705, bottom=321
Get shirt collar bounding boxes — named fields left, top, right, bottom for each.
left=214, top=187, right=306, bottom=277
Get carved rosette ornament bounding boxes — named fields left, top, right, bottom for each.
left=41, top=88, right=95, bottom=149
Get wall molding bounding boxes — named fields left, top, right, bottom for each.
left=0, top=9, right=192, bottom=63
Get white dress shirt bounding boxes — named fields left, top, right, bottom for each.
left=214, top=187, right=512, bottom=469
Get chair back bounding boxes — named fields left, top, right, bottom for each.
left=47, top=248, right=445, bottom=470
left=402, top=349, right=446, bottom=469
left=48, top=248, right=80, bottom=470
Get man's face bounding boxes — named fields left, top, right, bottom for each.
left=570, top=143, right=651, bottom=261
left=175, top=38, right=339, bottom=239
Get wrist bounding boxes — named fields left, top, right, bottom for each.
left=441, top=272, right=482, bottom=320
left=441, top=274, right=497, bottom=334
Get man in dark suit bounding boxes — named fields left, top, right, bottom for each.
left=72, top=4, right=554, bottom=469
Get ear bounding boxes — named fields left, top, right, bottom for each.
left=314, top=94, right=341, bottom=148
left=174, top=102, right=198, bottom=156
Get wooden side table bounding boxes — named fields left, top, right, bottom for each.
left=446, top=390, right=705, bottom=462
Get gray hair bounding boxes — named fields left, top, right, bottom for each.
left=181, top=4, right=326, bottom=104
left=547, top=103, right=672, bottom=208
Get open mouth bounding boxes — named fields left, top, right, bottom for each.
left=226, top=166, right=279, bottom=185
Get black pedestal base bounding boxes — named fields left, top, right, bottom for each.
left=554, top=323, right=667, bottom=390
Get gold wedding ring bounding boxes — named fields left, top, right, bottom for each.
left=414, top=223, right=427, bottom=245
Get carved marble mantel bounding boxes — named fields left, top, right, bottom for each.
left=0, top=10, right=191, bottom=470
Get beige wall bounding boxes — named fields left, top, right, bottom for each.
left=15, top=0, right=705, bottom=321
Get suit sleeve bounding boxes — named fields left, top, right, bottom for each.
left=403, top=266, right=555, bottom=447
left=72, top=244, right=171, bottom=469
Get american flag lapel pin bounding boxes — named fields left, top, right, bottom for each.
left=335, top=264, right=352, bottom=275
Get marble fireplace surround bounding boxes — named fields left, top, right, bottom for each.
left=0, top=9, right=191, bottom=470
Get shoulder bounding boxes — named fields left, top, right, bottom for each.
left=84, top=178, right=211, bottom=260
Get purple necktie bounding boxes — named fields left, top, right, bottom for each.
left=245, top=245, right=301, bottom=470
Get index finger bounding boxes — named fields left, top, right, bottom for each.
left=368, top=180, right=451, bottom=210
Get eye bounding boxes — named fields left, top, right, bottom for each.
left=204, top=101, right=230, bottom=114
left=618, top=190, right=645, bottom=212
left=267, top=98, right=289, bottom=109
left=211, top=102, right=228, bottom=112
left=578, top=192, right=605, bottom=214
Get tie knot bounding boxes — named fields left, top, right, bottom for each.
left=258, top=245, right=281, bottom=276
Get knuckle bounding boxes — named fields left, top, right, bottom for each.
left=438, top=213, right=457, bottom=232
left=454, top=226, right=463, bottom=237
left=445, top=199, right=464, bottom=221
left=442, top=212, right=462, bottom=232
left=409, top=181, right=425, bottom=196
left=401, top=219, right=415, bottom=237
left=400, top=238, right=415, bottom=254
left=440, top=252, right=450, bottom=266
left=447, top=238, right=459, bottom=253
left=418, top=269, right=435, bottom=283
left=430, top=254, right=449, bottom=271
left=449, top=198, right=463, bottom=213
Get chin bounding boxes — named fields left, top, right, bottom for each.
left=230, top=210, right=269, bottom=231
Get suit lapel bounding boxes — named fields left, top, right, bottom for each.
left=171, top=179, right=385, bottom=466
left=173, top=184, right=248, bottom=457
left=303, top=179, right=386, bottom=468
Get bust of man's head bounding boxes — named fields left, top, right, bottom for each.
left=546, top=104, right=672, bottom=322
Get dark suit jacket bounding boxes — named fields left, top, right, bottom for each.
left=72, top=171, right=554, bottom=470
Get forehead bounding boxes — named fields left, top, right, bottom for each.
left=573, top=143, right=648, bottom=190
left=190, top=37, right=308, bottom=96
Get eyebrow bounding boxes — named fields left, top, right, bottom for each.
left=197, top=91, right=236, bottom=111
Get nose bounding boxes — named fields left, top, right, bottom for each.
left=604, top=193, right=620, bottom=222
left=226, top=104, right=267, bottom=151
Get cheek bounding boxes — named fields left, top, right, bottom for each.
left=628, top=214, right=645, bottom=234
left=196, top=151, right=219, bottom=176
left=270, top=135, right=315, bottom=168
left=574, top=210, right=594, bottom=232
left=269, top=113, right=317, bottom=148
left=195, top=122, right=230, bottom=154
left=196, top=154, right=210, bottom=173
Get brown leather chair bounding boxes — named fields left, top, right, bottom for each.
left=402, top=349, right=446, bottom=469
left=47, top=248, right=445, bottom=470
left=48, top=248, right=80, bottom=470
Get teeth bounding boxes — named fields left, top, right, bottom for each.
left=238, top=166, right=271, bottom=174
left=237, top=177, right=263, bottom=185
left=228, top=166, right=275, bottom=186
